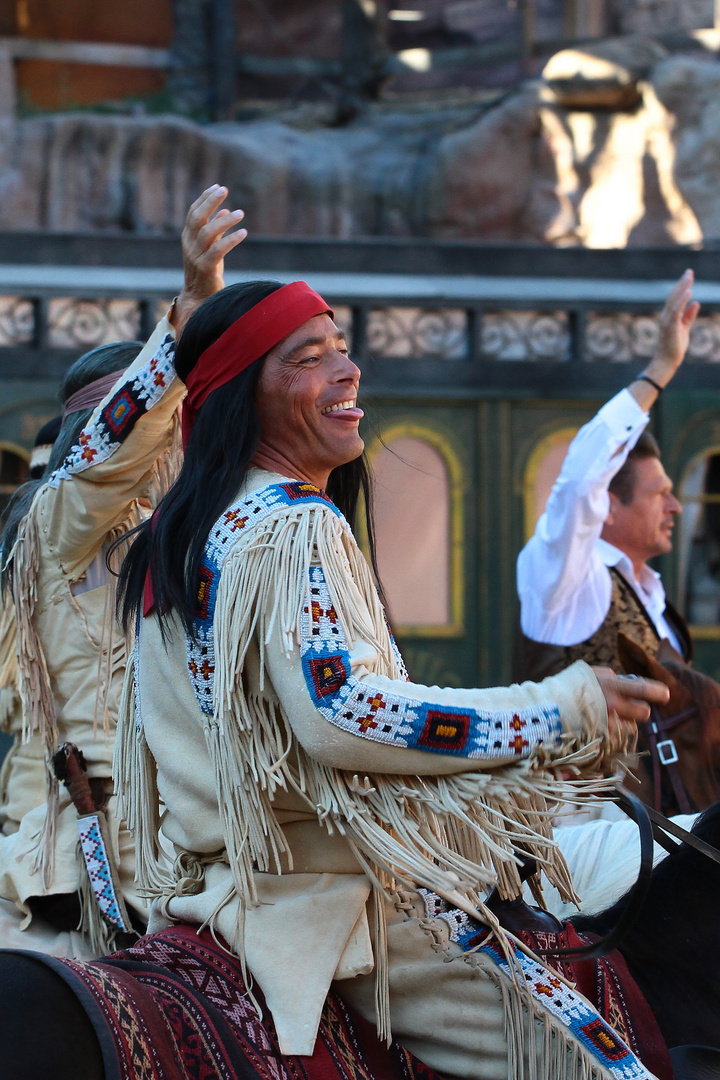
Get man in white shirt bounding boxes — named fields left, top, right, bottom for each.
left=516, top=270, right=700, bottom=682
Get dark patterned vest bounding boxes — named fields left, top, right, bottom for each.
left=514, top=567, right=693, bottom=682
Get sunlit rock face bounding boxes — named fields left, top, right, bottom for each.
left=416, top=50, right=705, bottom=248
left=543, top=37, right=668, bottom=109
left=0, top=42, right=716, bottom=247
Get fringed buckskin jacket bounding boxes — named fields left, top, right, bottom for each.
left=0, top=316, right=182, bottom=950
left=0, top=597, right=47, bottom=839
left=117, top=465, right=623, bottom=1059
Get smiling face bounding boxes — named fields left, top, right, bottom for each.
left=602, top=455, right=682, bottom=572
left=251, top=313, right=364, bottom=489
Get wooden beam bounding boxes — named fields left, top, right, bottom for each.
left=562, top=0, right=605, bottom=39
left=340, top=0, right=388, bottom=103
left=0, top=37, right=170, bottom=68
left=167, top=0, right=212, bottom=117
left=0, top=48, right=15, bottom=116
left=210, top=0, right=237, bottom=120
left=520, top=0, right=536, bottom=75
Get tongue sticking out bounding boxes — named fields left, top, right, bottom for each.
left=324, top=406, right=364, bottom=420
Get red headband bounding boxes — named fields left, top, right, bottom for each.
left=180, top=280, right=333, bottom=449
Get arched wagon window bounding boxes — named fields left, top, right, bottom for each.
left=522, top=427, right=578, bottom=540
left=368, top=429, right=463, bottom=636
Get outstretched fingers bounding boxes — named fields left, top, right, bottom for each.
left=660, top=269, right=692, bottom=320
left=173, top=184, right=248, bottom=333
left=202, top=208, right=247, bottom=257
left=183, top=186, right=246, bottom=262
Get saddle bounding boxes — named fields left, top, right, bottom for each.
left=670, top=1045, right=720, bottom=1080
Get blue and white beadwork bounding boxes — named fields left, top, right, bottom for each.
left=489, top=943, right=653, bottom=1079
left=300, top=565, right=562, bottom=760
left=419, top=888, right=488, bottom=950
left=48, top=334, right=176, bottom=488
left=78, top=813, right=131, bottom=932
left=186, top=482, right=342, bottom=715
left=420, top=891, right=654, bottom=1080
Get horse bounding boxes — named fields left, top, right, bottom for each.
left=617, top=633, right=720, bottom=816
left=3, top=807, right=720, bottom=1080
left=572, top=800, right=720, bottom=1078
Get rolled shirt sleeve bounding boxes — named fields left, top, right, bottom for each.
left=517, top=389, right=649, bottom=646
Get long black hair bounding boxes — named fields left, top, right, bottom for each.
left=117, top=281, right=381, bottom=636
left=1, top=340, right=143, bottom=594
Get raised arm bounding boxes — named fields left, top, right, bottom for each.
left=42, top=186, right=247, bottom=579
left=517, top=270, right=699, bottom=646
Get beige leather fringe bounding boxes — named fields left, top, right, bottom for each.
left=114, top=645, right=172, bottom=896
left=9, top=500, right=57, bottom=752
left=486, top=957, right=618, bottom=1080
left=207, top=506, right=613, bottom=913
left=0, top=593, right=19, bottom=732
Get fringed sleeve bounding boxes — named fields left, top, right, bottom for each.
left=43, top=314, right=184, bottom=582
left=0, top=593, right=19, bottom=732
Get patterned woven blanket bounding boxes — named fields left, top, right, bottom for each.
left=41, top=925, right=442, bottom=1080
left=38, top=920, right=672, bottom=1080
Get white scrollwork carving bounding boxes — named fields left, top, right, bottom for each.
left=48, top=299, right=140, bottom=349
left=687, top=317, right=720, bottom=363
left=587, top=312, right=720, bottom=364
left=367, top=307, right=467, bottom=359
left=0, top=297, right=34, bottom=346
left=481, top=311, right=569, bottom=361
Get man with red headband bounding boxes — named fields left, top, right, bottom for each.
left=0, top=185, right=245, bottom=959
left=0, top=214, right=672, bottom=1079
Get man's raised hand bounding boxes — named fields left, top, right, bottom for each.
left=629, top=270, right=700, bottom=410
left=655, top=269, right=700, bottom=378
left=172, top=185, right=247, bottom=334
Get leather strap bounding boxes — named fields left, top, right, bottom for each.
left=643, top=803, right=720, bottom=867
left=640, top=704, right=699, bottom=816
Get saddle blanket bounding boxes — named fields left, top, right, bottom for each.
left=29, top=921, right=671, bottom=1080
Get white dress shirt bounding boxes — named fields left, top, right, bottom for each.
left=517, top=388, right=682, bottom=651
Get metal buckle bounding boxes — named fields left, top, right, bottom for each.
left=657, top=739, right=679, bottom=766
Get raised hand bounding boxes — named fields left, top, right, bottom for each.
left=629, top=269, right=700, bottom=409
left=172, top=185, right=247, bottom=334
left=655, top=269, right=700, bottom=375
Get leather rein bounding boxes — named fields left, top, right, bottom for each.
left=639, top=703, right=700, bottom=816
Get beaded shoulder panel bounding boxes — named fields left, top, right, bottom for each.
left=48, top=334, right=176, bottom=488
left=187, top=481, right=341, bottom=715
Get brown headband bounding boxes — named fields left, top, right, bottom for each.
left=62, top=369, right=127, bottom=419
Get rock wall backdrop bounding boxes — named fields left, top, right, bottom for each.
left=3, top=31, right=720, bottom=246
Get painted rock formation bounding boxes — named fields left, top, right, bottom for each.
left=1, top=36, right=720, bottom=246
